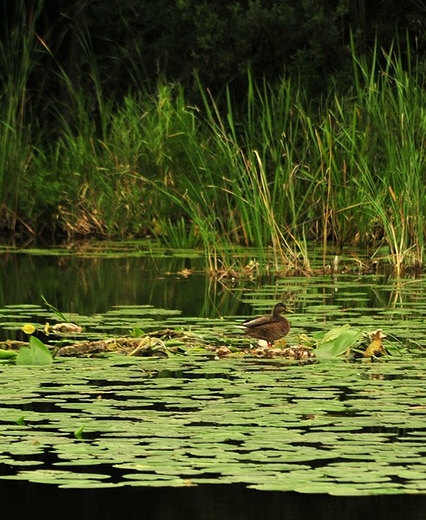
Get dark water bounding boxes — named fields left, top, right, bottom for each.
left=3, top=480, right=426, bottom=520
left=0, top=252, right=248, bottom=317
left=0, top=250, right=412, bottom=319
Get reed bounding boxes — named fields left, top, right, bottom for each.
left=2, top=13, right=426, bottom=275
left=0, top=2, right=46, bottom=232
left=172, top=73, right=315, bottom=273
left=345, top=38, right=426, bottom=273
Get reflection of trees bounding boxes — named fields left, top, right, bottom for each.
left=0, top=254, right=246, bottom=318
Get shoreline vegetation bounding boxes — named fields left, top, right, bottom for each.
left=1, top=10, right=426, bottom=277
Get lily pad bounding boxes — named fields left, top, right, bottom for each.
left=15, top=337, right=53, bottom=366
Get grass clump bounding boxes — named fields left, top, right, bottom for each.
left=2, top=17, right=426, bottom=276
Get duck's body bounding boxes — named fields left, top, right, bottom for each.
left=243, top=302, right=290, bottom=344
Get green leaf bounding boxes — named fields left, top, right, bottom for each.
left=331, top=329, right=362, bottom=356
left=41, top=295, right=68, bottom=322
left=16, top=336, right=53, bottom=365
left=315, top=325, right=362, bottom=357
left=131, top=327, right=145, bottom=338
left=316, top=324, right=352, bottom=344
left=74, top=426, right=85, bottom=440
left=0, top=349, right=17, bottom=359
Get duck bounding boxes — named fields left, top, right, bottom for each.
left=242, top=302, right=290, bottom=345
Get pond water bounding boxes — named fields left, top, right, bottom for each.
left=0, top=247, right=240, bottom=317
left=2, top=244, right=426, bottom=519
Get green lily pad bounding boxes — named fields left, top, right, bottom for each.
left=15, top=337, right=53, bottom=366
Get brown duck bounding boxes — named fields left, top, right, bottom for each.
left=243, top=302, right=290, bottom=345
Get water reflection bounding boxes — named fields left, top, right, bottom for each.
left=2, top=251, right=426, bottom=323
left=0, top=253, right=250, bottom=318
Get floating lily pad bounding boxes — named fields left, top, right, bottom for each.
left=1, top=259, right=426, bottom=495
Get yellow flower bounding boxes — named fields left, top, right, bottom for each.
left=22, top=324, right=36, bottom=335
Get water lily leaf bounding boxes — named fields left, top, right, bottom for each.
left=16, top=336, right=53, bottom=365
left=315, top=326, right=362, bottom=356
left=1, top=323, right=426, bottom=494
left=331, top=328, right=362, bottom=355
left=0, top=349, right=17, bottom=359
left=311, top=324, right=351, bottom=344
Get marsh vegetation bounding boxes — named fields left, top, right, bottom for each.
left=2, top=3, right=426, bottom=276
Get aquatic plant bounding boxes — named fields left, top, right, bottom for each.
left=15, top=336, right=52, bottom=365
left=1, top=351, right=426, bottom=493
left=119, top=46, right=426, bottom=276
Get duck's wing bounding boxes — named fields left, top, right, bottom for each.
left=242, top=315, right=273, bottom=329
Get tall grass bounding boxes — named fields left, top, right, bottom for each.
left=332, top=38, right=426, bottom=275
left=0, top=2, right=46, bottom=232
left=196, top=77, right=313, bottom=273
left=137, top=51, right=426, bottom=275
left=2, top=12, right=426, bottom=275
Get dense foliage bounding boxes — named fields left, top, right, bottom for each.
left=3, top=0, right=426, bottom=102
